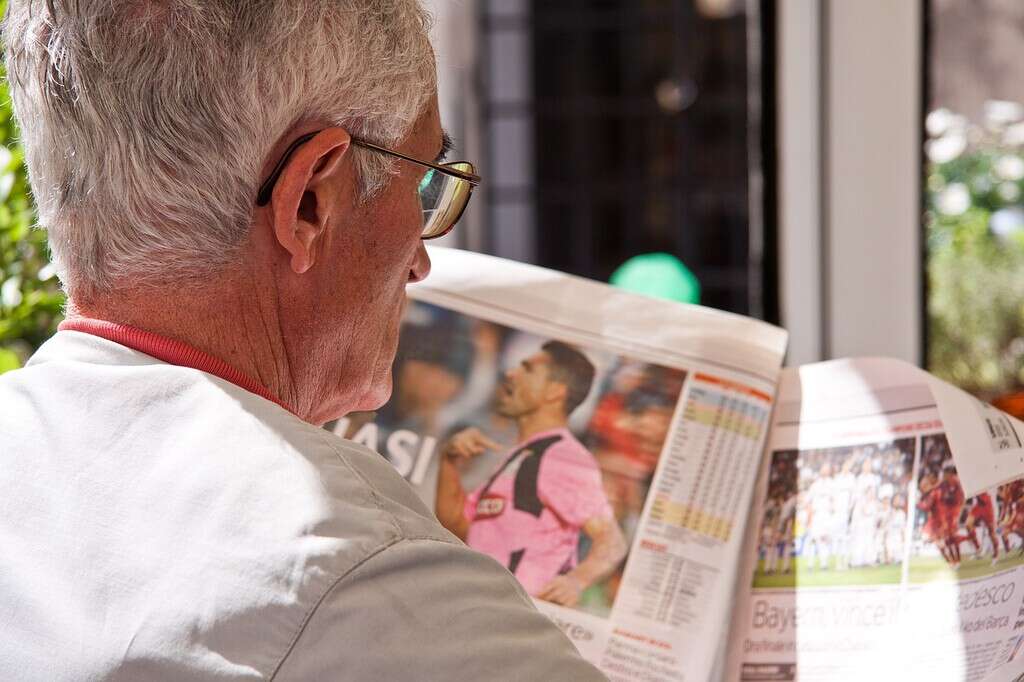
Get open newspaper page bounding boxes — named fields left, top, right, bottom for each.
left=727, top=358, right=1024, bottom=682
left=331, top=247, right=787, bottom=681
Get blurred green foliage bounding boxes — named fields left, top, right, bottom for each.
left=927, top=106, right=1024, bottom=398
left=0, top=33, right=65, bottom=374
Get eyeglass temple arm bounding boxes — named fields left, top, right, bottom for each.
left=255, top=131, right=319, bottom=206
left=351, top=138, right=482, bottom=185
left=256, top=130, right=482, bottom=207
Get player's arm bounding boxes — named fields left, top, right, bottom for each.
left=435, top=453, right=470, bottom=540
left=537, top=516, right=627, bottom=607
left=434, top=427, right=502, bottom=541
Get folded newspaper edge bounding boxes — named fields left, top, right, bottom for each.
left=776, top=356, right=1024, bottom=498
left=413, top=246, right=789, bottom=380
left=926, top=370, right=1024, bottom=498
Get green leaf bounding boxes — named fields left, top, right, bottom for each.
left=0, top=347, right=20, bottom=374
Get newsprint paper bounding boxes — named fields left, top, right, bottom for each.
left=328, top=247, right=1024, bottom=681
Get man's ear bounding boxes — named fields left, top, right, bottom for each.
left=268, top=128, right=352, bottom=274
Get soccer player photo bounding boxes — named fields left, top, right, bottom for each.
left=333, top=301, right=687, bottom=618
left=908, top=434, right=1024, bottom=582
left=752, top=438, right=915, bottom=588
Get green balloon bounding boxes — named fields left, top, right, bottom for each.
left=609, top=253, right=700, bottom=305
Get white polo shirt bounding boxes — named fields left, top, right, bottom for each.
left=0, top=326, right=606, bottom=681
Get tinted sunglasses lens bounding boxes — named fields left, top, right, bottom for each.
left=419, top=163, right=476, bottom=239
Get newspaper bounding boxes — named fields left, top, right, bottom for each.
left=328, top=247, right=1024, bottom=680
left=727, top=359, right=1024, bottom=681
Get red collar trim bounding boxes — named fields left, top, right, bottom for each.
left=58, top=317, right=296, bottom=415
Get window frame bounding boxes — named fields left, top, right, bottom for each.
left=777, top=0, right=924, bottom=366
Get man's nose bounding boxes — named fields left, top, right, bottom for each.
left=408, top=241, right=431, bottom=283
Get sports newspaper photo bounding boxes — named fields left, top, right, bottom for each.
left=329, top=247, right=1024, bottom=682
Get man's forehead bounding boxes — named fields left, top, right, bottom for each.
left=527, top=351, right=552, bottom=366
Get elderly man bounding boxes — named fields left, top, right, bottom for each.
left=0, top=2, right=606, bottom=680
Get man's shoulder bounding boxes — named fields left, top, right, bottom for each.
left=274, top=534, right=607, bottom=682
left=532, top=428, right=598, bottom=468
left=297, top=421, right=447, bottom=538
left=0, top=333, right=468, bottom=679
left=158, top=363, right=452, bottom=543
left=8, top=330, right=441, bottom=531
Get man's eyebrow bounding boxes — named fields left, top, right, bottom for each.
left=433, top=131, right=454, bottom=164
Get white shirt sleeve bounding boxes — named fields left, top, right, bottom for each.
left=272, top=536, right=609, bottom=681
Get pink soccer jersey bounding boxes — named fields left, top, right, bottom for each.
left=464, top=427, right=614, bottom=596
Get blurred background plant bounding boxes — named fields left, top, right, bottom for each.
left=926, top=100, right=1024, bottom=400
left=0, top=15, right=65, bottom=375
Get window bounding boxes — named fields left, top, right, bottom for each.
left=475, top=0, right=775, bottom=318
left=925, top=0, right=1024, bottom=408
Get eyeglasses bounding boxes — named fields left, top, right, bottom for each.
left=256, top=130, right=481, bottom=240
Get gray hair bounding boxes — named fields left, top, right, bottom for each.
left=3, top=0, right=435, bottom=298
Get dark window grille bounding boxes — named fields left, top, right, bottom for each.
left=478, top=0, right=775, bottom=320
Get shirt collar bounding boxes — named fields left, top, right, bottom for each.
left=58, top=317, right=296, bottom=415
